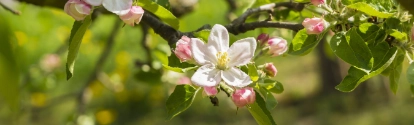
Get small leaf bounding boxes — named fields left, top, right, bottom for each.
left=388, top=29, right=407, bottom=41
left=288, top=29, right=319, bottom=56
left=407, top=62, right=414, bottom=85
left=247, top=91, right=277, bottom=125
left=387, top=49, right=404, bottom=94
left=167, top=55, right=196, bottom=68
left=66, top=16, right=92, bottom=80
left=330, top=29, right=373, bottom=71
left=162, top=64, right=198, bottom=73
left=193, top=30, right=210, bottom=42
left=347, top=2, right=394, bottom=18
left=166, top=85, right=199, bottom=120
left=257, top=87, right=278, bottom=110
left=260, top=79, right=284, bottom=94
left=248, top=63, right=259, bottom=82
left=138, top=0, right=179, bottom=29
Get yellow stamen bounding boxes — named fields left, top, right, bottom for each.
left=216, top=52, right=229, bottom=70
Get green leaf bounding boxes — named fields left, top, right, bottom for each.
left=384, top=18, right=401, bottom=30
left=162, top=64, right=198, bottom=73
left=347, top=2, right=393, bottom=18
left=167, top=54, right=196, bottom=68
left=138, top=0, right=179, bottom=29
left=357, top=23, right=380, bottom=41
left=248, top=63, right=259, bottom=82
left=66, top=16, right=92, bottom=80
left=387, top=49, right=404, bottom=94
left=260, top=79, right=284, bottom=94
left=257, top=87, right=278, bottom=110
left=288, top=29, right=319, bottom=56
left=248, top=90, right=277, bottom=125
left=193, top=30, right=210, bottom=42
left=166, top=85, right=199, bottom=120
left=335, top=44, right=398, bottom=92
left=407, top=62, right=414, bottom=85
left=388, top=29, right=407, bottom=41
left=330, top=28, right=373, bottom=71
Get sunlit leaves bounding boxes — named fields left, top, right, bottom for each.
left=347, top=2, right=393, bottom=18
left=247, top=91, right=277, bottom=125
left=248, top=63, right=259, bottom=82
left=406, top=63, right=414, bottom=88
left=288, top=29, right=318, bottom=56
left=260, top=79, right=284, bottom=94
left=138, top=0, right=179, bottom=29
left=330, top=28, right=373, bottom=72
left=387, top=50, right=404, bottom=94
left=166, top=85, right=199, bottom=120
left=66, top=16, right=92, bottom=80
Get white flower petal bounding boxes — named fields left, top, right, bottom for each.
left=221, top=67, right=252, bottom=88
left=191, top=38, right=217, bottom=65
left=191, top=64, right=221, bottom=87
left=227, top=37, right=256, bottom=67
left=208, top=24, right=229, bottom=54
left=102, top=0, right=132, bottom=15
left=84, top=0, right=103, bottom=6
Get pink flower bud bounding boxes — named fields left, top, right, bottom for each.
left=174, top=36, right=193, bottom=62
left=264, top=63, right=277, bottom=77
left=119, top=6, right=144, bottom=26
left=257, top=33, right=270, bottom=46
left=311, top=0, right=325, bottom=6
left=302, top=17, right=328, bottom=35
left=268, top=37, right=288, bottom=56
left=40, top=54, right=61, bottom=72
left=64, top=0, right=92, bottom=21
left=231, top=87, right=255, bottom=107
left=203, top=86, right=218, bottom=96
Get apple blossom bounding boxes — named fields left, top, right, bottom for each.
left=231, top=87, right=255, bottom=107
left=203, top=86, right=218, bottom=96
left=311, top=0, right=325, bottom=6
left=119, top=6, right=144, bottom=26
left=190, top=24, right=256, bottom=88
left=268, top=37, right=288, bottom=56
left=83, top=0, right=132, bottom=15
left=302, top=17, right=328, bottom=35
left=264, top=63, right=277, bottom=77
left=64, top=0, right=92, bottom=21
left=174, top=36, right=193, bottom=62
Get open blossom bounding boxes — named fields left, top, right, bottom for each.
left=264, top=63, right=277, bottom=77
left=64, top=0, right=92, bottom=21
left=268, top=37, right=288, bottom=56
left=83, top=0, right=132, bottom=15
left=190, top=24, right=257, bottom=88
left=311, top=0, right=325, bottom=6
left=203, top=86, right=218, bottom=96
left=119, top=6, right=144, bottom=26
left=302, top=17, right=328, bottom=34
left=232, top=87, right=255, bottom=107
left=174, top=36, right=193, bottom=62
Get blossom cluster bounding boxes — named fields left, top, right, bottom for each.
left=173, top=24, right=286, bottom=107
left=64, top=0, right=144, bottom=26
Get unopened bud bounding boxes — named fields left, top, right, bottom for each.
left=257, top=33, right=270, bottom=46
left=311, top=0, right=325, bottom=6
left=231, top=87, right=255, bottom=107
left=174, top=36, right=193, bottom=62
left=267, top=37, right=288, bottom=56
left=204, top=86, right=218, bottom=96
left=263, top=63, right=277, bottom=77
left=302, top=17, right=328, bottom=35
left=119, top=6, right=144, bottom=26
left=64, top=0, right=92, bottom=21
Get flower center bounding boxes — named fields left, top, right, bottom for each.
left=216, top=51, right=229, bottom=70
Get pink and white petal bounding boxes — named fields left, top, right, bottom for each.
left=83, top=0, right=103, bottom=6
left=221, top=67, right=252, bottom=88
left=227, top=37, right=256, bottom=67
left=207, top=24, right=229, bottom=53
left=191, top=64, right=221, bottom=87
left=203, top=86, right=218, bottom=96
left=74, top=3, right=91, bottom=15
left=102, top=0, right=132, bottom=15
left=191, top=38, right=217, bottom=65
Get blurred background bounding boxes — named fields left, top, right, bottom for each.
left=0, top=0, right=413, bottom=125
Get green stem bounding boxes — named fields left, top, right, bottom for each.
left=219, top=82, right=234, bottom=96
